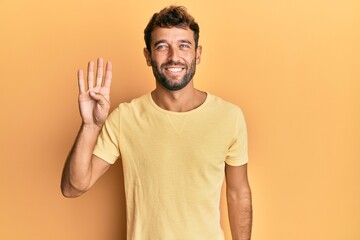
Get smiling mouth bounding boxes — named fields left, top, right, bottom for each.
left=165, top=67, right=184, bottom=73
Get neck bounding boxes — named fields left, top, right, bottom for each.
left=151, top=83, right=207, bottom=112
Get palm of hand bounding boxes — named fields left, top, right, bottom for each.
left=78, top=59, right=112, bottom=126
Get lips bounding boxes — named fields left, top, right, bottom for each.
left=163, top=63, right=186, bottom=73
left=165, top=67, right=183, bottom=73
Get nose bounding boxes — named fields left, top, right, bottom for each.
left=167, top=46, right=180, bottom=63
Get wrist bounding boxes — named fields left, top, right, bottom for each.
left=81, top=123, right=103, bottom=131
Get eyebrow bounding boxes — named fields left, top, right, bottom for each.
left=179, top=40, right=192, bottom=45
left=154, top=40, right=167, bottom=47
left=153, top=39, right=193, bottom=47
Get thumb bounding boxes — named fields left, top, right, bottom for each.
left=89, top=91, right=109, bottom=108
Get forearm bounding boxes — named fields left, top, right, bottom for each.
left=61, top=124, right=101, bottom=197
left=227, top=190, right=253, bottom=240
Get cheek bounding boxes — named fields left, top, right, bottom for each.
left=184, top=54, right=197, bottom=65
left=152, top=53, right=168, bottom=63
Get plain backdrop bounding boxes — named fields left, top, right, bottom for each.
left=0, top=0, right=359, bottom=239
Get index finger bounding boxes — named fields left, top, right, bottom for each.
left=103, top=61, right=112, bottom=88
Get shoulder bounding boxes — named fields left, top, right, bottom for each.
left=114, top=93, right=150, bottom=116
left=206, top=93, right=244, bottom=117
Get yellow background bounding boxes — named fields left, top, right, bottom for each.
left=0, top=0, right=359, bottom=239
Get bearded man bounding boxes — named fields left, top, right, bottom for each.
left=61, top=5, right=252, bottom=240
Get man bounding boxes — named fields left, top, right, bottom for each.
left=61, top=5, right=252, bottom=240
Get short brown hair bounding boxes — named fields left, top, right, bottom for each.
left=144, top=6, right=200, bottom=51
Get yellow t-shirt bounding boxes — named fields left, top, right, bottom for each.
left=93, top=93, right=248, bottom=240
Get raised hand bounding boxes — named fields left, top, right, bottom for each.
left=77, top=58, right=112, bottom=127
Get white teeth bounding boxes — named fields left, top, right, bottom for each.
left=167, top=68, right=182, bottom=72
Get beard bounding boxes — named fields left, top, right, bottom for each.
left=151, top=59, right=196, bottom=91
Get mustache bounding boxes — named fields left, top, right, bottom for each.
left=160, top=61, right=186, bottom=69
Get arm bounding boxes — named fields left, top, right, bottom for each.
left=61, top=58, right=112, bottom=198
left=225, top=163, right=252, bottom=240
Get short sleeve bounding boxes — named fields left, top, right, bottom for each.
left=225, top=109, right=248, bottom=166
left=93, top=107, right=121, bottom=164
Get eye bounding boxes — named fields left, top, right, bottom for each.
left=180, top=44, right=190, bottom=49
left=155, top=44, right=168, bottom=50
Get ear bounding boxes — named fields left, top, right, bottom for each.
left=195, top=45, right=202, bottom=64
left=143, top=48, right=152, bottom=66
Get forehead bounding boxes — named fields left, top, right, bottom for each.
left=151, top=27, right=195, bottom=44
